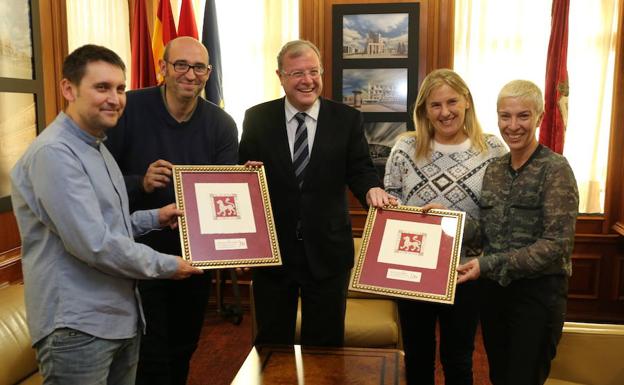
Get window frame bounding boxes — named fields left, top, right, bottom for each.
left=0, top=0, right=46, bottom=212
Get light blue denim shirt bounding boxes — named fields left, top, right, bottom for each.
left=11, top=112, right=179, bottom=346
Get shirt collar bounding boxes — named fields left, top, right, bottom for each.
left=285, top=97, right=321, bottom=123
left=507, top=143, right=544, bottom=175
left=59, top=111, right=106, bottom=149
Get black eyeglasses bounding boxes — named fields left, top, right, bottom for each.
left=166, top=61, right=212, bottom=75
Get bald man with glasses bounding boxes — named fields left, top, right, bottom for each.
left=105, top=36, right=238, bottom=385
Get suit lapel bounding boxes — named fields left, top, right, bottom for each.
left=269, top=98, right=299, bottom=185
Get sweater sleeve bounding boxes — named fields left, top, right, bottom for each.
left=105, top=110, right=146, bottom=204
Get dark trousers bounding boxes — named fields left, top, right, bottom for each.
left=399, top=280, right=479, bottom=385
left=252, top=240, right=350, bottom=347
left=135, top=273, right=212, bottom=385
left=480, top=275, right=567, bottom=385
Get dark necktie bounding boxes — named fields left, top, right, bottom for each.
left=293, top=112, right=309, bottom=188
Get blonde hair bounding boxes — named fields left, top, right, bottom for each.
left=405, top=69, right=486, bottom=160
left=497, top=79, right=544, bottom=116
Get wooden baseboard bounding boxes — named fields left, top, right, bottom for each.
left=0, top=248, right=22, bottom=286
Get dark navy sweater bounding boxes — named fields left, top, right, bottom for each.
left=105, top=86, right=239, bottom=255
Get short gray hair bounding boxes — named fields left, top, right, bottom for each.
left=277, top=40, right=322, bottom=72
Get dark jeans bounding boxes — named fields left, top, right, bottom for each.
left=252, top=240, right=350, bottom=347
left=135, top=273, right=212, bottom=385
left=399, top=280, right=479, bottom=385
left=480, top=275, right=567, bottom=385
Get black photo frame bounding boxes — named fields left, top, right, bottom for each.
left=332, top=3, right=419, bottom=179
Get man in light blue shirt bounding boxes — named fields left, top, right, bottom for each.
left=10, top=44, right=202, bottom=385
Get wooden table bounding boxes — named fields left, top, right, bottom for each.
left=231, top=345, right=406, bottom=384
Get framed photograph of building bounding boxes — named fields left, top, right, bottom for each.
left=342, top=68, right=408, bottom=112
left=342, top=13, right=409, bottom=59
left=333, top=3, right=419, bottom=181
left=332, top=2, right=421, bottom=154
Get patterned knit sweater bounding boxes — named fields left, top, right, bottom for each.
left=384, top=134, right=507, bottom=256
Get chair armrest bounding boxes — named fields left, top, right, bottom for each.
left=547, top=322, right=624, bottom=385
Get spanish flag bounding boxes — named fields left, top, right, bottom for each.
left=152, top=0, right=177, bottom=83
left=130, top=0, right=156, bottom=88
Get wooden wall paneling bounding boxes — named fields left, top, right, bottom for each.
left=575, top=216, right=607, bottom=234
left=39, top=0, right=68, bottom=125
left=617, top=251, right=624, bottom=301
left=0, top=205, right=22, bottom=285
left=300, top=0, right=325, bottom=56
left=568, top=246, right=601, bottom=300
left=0, top=253, right=23, bottom=286
left=566, top=235, right=624, bottom=322
left=0, top=212, right=20, bottom=253
left=427, top=0, right=454, bottom=71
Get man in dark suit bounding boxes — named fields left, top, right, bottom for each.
left=239, top=40, right=394, bottom=347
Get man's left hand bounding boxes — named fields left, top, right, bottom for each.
left=158, top=203, right=183, bottom=229
left=365, top=187, right=398, bottom=208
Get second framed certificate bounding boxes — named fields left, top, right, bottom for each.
left=350, top=206, right=465, bottom=304
left=173, top=165, right=281, bottom=269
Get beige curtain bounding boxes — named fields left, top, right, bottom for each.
left=453, top=0, right=551, bottom=135
left=563, top=0, right=618, bottom=213
left=65, top=0, right=298, bottom=134
left=174, top=0, right=299, bottom=130
left=215, top=0, right=299, bottom=130
left=454, top=0, right=618, bottom=213
left=66, top=0, right=132, bottom=78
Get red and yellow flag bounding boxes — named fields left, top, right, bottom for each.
left=130, top=0, right=157, bottom=89
left=152, top=0, right=177, bottom=83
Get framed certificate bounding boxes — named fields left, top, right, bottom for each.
left=173, top=165, right=281, bottom=269
left=350, top=206, right=465, bottom=304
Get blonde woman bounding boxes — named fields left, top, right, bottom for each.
left=385, top=69, right=506, bottom=385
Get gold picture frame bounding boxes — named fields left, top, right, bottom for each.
left=351, top=205, right=465, bottom=304
left=173, top=165, right=281, bottom=269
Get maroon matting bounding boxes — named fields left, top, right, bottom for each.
left=174, top=166, right=281, bottom=269
left=351, top=206, right=464, bottom=304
